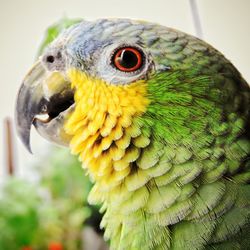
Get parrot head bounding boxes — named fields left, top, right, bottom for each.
left=16, top=19, right=160, bottom=152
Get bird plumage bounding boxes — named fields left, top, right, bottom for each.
left=15, top=19, right=250, bottom=249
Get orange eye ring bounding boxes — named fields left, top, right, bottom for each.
left=113, top=47, right=143, bottom=72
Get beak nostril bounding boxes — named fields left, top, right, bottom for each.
left=46, top=55, right=55, bottom=63
left=43, top=50, right=65, bottom=70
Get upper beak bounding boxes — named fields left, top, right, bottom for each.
left=15, top=60, right=74, bottom=152
left=15, top=61, right=47, bottom=152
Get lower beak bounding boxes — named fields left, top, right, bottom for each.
left=15, top=61, right=75, bottom=152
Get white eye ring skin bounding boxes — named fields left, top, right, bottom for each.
left=95, top=43, right=152, bottom=85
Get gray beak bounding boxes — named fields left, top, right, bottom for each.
left=15, top=61, right=74, bottom=152
left=15, top=61, right=48, bottom=152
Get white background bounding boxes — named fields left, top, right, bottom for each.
left=0, top=0, right=249, bottom=180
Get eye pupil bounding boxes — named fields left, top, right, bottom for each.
left=113, top=47, right=143, bottom=72
left=118, top=50, right=138, bottom=69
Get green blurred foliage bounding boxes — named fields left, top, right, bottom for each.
left=0, top=148, right=94, bottom=250
left=0, top=179, right=40, bottom=249
left=37, top=147, right=93, bottom=250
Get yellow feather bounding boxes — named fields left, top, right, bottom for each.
left=65, top=69, right=149, bottom=189
left=108, top=184, right=132, bottom=206
left=125, top=169, right=150, bottom=191
left=122, top=147, right=140, bottom=163
left=100, top=114, right=117, bottom=136
left=133, top=135, right=150, bottom=148
left=110, top=146, right=125, bottom=161
left=109, top=124, right=123, bottom=140
left=113, top=160, right=130, bottom=171
left=113, top=167, right=131, bottom=181
left=101, top=136, right=113, bottom=151
left=126, top=123, right=142, bottom=138
left=98, top=154, right=112, bottom=176
left=88, top=184, right=105, bottom=205
left=119, top=114, right=133, bottom=128
left=115, top=132, right=131, bottom=149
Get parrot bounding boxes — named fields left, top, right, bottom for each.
left=15, top=18, right=250, bottom=250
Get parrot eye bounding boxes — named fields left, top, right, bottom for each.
left=112, top=47, right=143, bottom=72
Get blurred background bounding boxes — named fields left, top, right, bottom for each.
left=0, top=0, right=249, bottom=249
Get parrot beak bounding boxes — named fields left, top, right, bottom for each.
left=15, top=60, right=75, bottom=153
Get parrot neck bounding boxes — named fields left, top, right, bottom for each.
left=65, top=69, right=150, bottom=190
